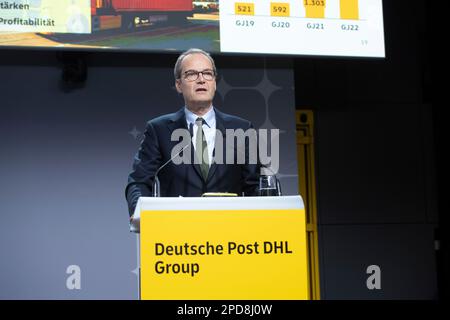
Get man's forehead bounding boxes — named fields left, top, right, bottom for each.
left=181, top=53, right=213, bottom=70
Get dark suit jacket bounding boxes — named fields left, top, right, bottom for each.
left=125, top=107, right=261, bottom=216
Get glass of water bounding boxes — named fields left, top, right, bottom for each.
left=259, top=175, right=277, bottom=196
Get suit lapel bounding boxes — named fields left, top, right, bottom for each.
left=167, top=108, right=187, bottom=132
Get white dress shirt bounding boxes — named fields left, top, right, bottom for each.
left=184, top=107, right=216, bottom=166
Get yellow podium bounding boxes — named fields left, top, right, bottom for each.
left=131, top=196, right=309, bottom=300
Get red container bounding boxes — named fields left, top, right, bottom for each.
left=91, top=0, right=97, bottom=15
left=110, top=0, right=192, bottom=12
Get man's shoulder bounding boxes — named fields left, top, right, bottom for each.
left=146, top=108, right=184, bottom=127
left=215, top=109, right=253, bottom=128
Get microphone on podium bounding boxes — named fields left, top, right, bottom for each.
left=152, top=142, right=191, bottom=197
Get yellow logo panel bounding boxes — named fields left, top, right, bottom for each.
left=140, top=209, right=309, bottom=300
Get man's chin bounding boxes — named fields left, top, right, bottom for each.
left=191, top=97, right=213, bottom=104
left=187, top=101, right=213, bottom=110
left=194, top=93, right=212, bottom=99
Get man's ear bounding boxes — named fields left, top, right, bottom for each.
left=175, top=79, right=182, bottom=93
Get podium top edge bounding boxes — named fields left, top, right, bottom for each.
left=136, top=195, right=304, bottom=211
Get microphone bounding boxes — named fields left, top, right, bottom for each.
left=152, top=141, right=191, bottom=197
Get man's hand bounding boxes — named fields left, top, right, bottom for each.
left=129, top=215, right=134, bottom=223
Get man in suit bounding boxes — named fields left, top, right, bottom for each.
left=125, top=48, right=261, bottom=218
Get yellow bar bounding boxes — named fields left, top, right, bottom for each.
left=296, top=110, right=321, bottom=300
left=304, top=0, right=326, bottom=19
left=340, top=0, right=359, bottom=20
left=270, top=2, right=290, bottom=17
left=235, top=2, right=255, bottom=16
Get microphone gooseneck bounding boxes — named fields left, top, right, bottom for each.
left=153, top=142, right=191, bottom=197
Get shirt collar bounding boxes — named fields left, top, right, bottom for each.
left=184, top=106, right=215, bottom=128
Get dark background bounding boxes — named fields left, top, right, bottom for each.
left=293, top=0, right=441, bottom=299
left=1, top=0, right=443, bottom=299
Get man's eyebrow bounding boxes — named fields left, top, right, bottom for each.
left=184, top=69, right=214, bottom=73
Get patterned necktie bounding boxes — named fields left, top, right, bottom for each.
left=195, top=117, right=209, bottom=180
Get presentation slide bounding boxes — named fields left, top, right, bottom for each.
left=0, top=0, right=385, bottom=57
left=220, top=0, right=385, bottom=57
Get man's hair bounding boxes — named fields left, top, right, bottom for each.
left=174, top=48, right=217, bottom=80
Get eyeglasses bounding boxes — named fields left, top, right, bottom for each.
left=183, top=69, right=216, bottom=82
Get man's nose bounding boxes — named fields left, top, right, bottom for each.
left=196, top=72, right=206, bottom=82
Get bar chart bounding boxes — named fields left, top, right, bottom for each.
left=219, top=0, right=385, bottom=57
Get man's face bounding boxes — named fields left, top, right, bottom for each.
left=175, top=53, right=216, bottom=110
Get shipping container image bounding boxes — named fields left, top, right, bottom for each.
left=91, top=0, right=194, bottom=31
left=0, top=0, right=220, bottom=52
